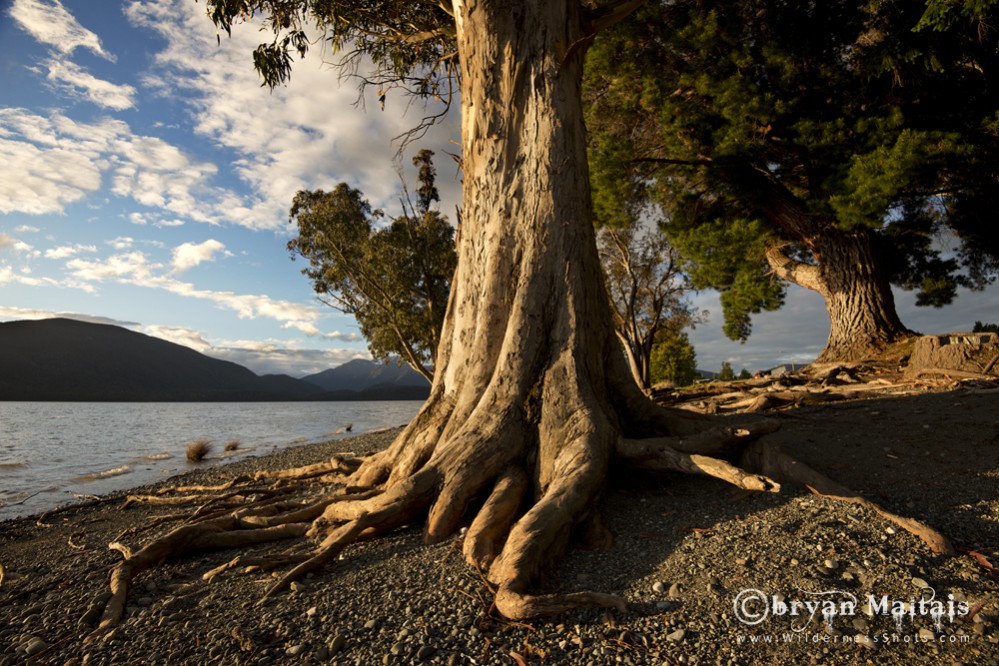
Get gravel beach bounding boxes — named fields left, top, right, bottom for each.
left=1, top=386, right=997, bottom=665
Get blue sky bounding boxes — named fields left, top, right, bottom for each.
left=1, top=0, right=996, bottom=378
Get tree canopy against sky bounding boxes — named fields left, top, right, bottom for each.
left=586, top=0, right=999, bottom=362
left=81, top=0, right=957, bottom=632
left=288, top=150, right=455, bottom=382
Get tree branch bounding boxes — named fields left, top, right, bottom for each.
left=764, top=244, right=827, bottom=295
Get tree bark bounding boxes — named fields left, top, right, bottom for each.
left=811, top=231, right=913, bottom=362
left=766, top=230, right=913, bottom=363
left=342, top=0, right=645, bottom=618
left=748, top=165, right=914, bottom=363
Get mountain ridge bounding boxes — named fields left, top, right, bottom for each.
left=0, top=318, right=429, bottom=402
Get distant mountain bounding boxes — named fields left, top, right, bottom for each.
left=0, top=318, right=323, bottom=402
left=0, top=318, right=434, bottom=402
left=302, top=358, right=430, bottom=394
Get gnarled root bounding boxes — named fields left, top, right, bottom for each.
left=616, top=435, right=781, bottom=493
left=741, top=440, right=954, bottom=555
left=86, top=511, right=314, bottom=639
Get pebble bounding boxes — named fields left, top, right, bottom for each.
left=653, top=581, right=666, bottom=593
left=912, top=577, right=930, bottom=590
left=23, top=637, right=47, bottom=656
left=666, top=629, right=686, bottom=642
left=855, top=635, right=876, bottom=650
left=668, top=583, right=682, bottom=599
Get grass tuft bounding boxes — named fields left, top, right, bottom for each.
left=223, top=439, right=240, bottom=452
left=186, top=438, right=212, bottom=462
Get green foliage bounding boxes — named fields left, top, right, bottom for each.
left=738, top=368, right=752, bottom=380
left=586, top=0, right=999, bottom=340
left=287, top=152, right=456, bottom=379
left=649, top=331, right=698, bottom=387
left=718, top=361, right=735, bottom=382
left=973, top=321, right=999, bottom=333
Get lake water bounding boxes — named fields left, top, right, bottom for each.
left=0, top=401, right=422, bottom=521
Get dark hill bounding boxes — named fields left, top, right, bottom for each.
left=0, top=318, right=321, bottom=402
left=302, top=358, right=430, bottom=393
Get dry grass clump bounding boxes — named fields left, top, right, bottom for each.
left=223, top=439, right=241, bottom=452
left=186, top=438, right=212, bottom=462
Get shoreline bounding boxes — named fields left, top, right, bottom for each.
left=1, top=390, right=997, bottom=665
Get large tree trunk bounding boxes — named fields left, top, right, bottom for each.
left=813, top=231, right=913, bottom=362
left=351, top=0, right=642, bottom=618
left=766, top=229, right=914, bottom=363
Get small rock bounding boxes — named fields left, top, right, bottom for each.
left=23, top=637, right=47, bottom=657
left=852, top=618, right=870, bottom=632
left=314, top=646, right=330, bottom=661
left=919, top=628, right=935, bottom=641
left=329, top=635, right=347, bottom=654
left=285, top=644, right=304, bottom=657
left=912, top=577, right=930, bottom=590
left=824, top=559, right=839, bottom=570
left=390, top=642, right=406, bottom=656
left=668, top=583, right=682, bottom=599
left=416, top=645, right=436, bottom=660
left=290, top=581, right=307, bottom=593
left=364, top=619, right=379, bottom=630
left=652, top=582, right=666, bottom=594
left=666, top=629, right=685, bottom=642
left=855, top=635, right=876, bottom=650
left=885, top=527, right=896, bottom=535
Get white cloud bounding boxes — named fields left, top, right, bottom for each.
left=66, top=251, right=157, bottom=281
left=124, top=0, right=460, bottom=231
left=0, top=109, right=111, bottom=214
left=9, top=0, right=114, bottom=60
left=141, top=324, right=212, bottom=352
left=44, top=58, right=137, bottom=110
left=281, top=320, right=362, bottom=341
left=63, top=250, right=323, bottom=328
left=0, top=234, right=14, bottom=250
left=0, top=108, right=231, bottom=222
left=171, top=239, right=226, bottom=273
left=0, top=306, right=138, bottom=327
left=44, top=243, right=97, bottom=259
left=108, top=236, right=134, bottom=250
left=13, top=225, right=40, bottom=233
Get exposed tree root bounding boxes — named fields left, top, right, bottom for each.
left=253, top=455, right=361, bottom=482
left=741, top=440, right=954, bottom=555
left=616, top=437, right=781, bottom=492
